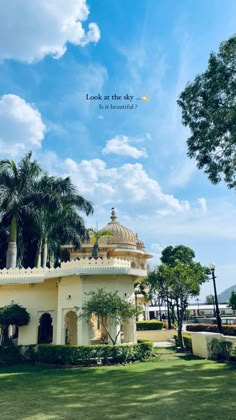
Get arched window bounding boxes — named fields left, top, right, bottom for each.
left=38, top=313, right=53, bottom=344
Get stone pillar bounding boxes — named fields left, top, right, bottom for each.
left=56, top=308, right=63, bottom=344
left=126, top=318, right=137, bottom=344
left=77, top=317, right=90, bottom=345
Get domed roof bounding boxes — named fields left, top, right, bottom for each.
left=99, top=209, right=142, bottom=250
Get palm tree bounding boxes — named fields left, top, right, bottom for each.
left=0, top=152, right=42, bottom=268
left=88, top=229, right=112, bottom=257
left=0, top=153, right=94, bottom=269
left=33, top=174, right=93, bottom=268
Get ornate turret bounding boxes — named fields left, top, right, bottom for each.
left=98, top=208, right=139, bottom=250
left=61, top=208, right=152, bottom=262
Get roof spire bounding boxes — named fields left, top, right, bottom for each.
left=110, top=207, right=117, bottom=222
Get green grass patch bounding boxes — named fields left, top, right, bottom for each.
left=0, top=349, right=236, bottom=419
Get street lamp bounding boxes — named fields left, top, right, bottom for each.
left=209, top=264, right=223, bottom=334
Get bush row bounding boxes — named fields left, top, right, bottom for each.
left=136, top=321, right=163, bottom=330
left=186, top=324, right=236, bottom=336
left=17, top=342, right=153, bottom=366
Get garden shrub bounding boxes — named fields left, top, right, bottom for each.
left=186, top=324, right=236, bottom=336
left=174, top=334, right=192, bottom=351
left=0, top=341, right=22, bottom=365
left=136, top=321, right=163, bottom=330
left=21, top=344, right=38, bottom=362
left=207, top=338, right=233, bottom=361
left=20, top=342, right=153, bottom=366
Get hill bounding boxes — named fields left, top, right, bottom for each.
left=218, top=285, right=236, bottom=303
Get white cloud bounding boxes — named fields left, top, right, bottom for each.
left=168, top=160, right=196, bottom=187
left=0, top=94, right=46, bottom=157
left=63, top=157, right=189, bottom=214
left=0, top=0, right=100, bottom=62
left=198, top=197, right=207, bottom=213
left=102, top=135, right=147, bottom=159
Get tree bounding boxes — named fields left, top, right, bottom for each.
left=229, top=290, right=236, bottom=314
left=161, top=245, right=195, bottom=266
left=88, top=229, right=112, bottom=257
left=178, top=35, right=236, bottom=189
left=32, top=174, right=93, bottom=268
left=0, top=152, right=42, bottom=268
left=206, top=294, right=215, bottom=305
left=0, top=304, right=30, bottom=344
left=146, top=245, right=209, bottom=350
left=79, top=289, right=137, bottom=345
left=0, top=153, right=94, bottom=269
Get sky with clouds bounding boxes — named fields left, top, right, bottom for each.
left=0, top=0, right=236, bottom=300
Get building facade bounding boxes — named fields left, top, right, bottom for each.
left=0, top=210, right=152, bottom=346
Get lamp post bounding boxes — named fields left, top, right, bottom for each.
left=209, top=264, right=223, bottom=334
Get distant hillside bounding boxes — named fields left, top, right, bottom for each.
left=218, top=285, right=236, bottom=303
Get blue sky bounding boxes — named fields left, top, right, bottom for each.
left=0, top=0, right=236, bottom=299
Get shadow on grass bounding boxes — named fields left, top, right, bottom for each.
left=0, top=352, right=236, bottom=420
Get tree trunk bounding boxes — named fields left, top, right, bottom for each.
left=2, top=326, right=9, bottom=344
left=35, top=240, right=42, bottom=268
left=176, top=305, right=184, bottom=351
left=42, top=238, right=48, bottom=269
left=6, top=216, right=17, bottom=269
left=167, top=301, right=172, bottom=329
left=177, top=321, right=184, bottom=350
left=92, top=241, right=99, bottom=257
left=100, top=320, right=115, bottom=345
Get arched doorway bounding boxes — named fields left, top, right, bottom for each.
left=38, top=313, right=53, bottom=344
left=64, top=311, right=77, bottom=345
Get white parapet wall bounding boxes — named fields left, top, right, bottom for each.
left=0, top=257, right=146, bottom=285
left=191, top=331, right=236, bottom=358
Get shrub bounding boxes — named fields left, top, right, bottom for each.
left=208, top=339, right=233, bottom=361
left=20, top=342, right=153, bottom=366
left=136, top=321, right=163, bottom=331
left=0, top=341, right=22, bottom=365
left=19, top=345, right=38, bottom=362
left=174, top=334, right=192, bottom=352
left=183, top=336, right=192, bottom=351
left=186, top=324, right=236, bottom=336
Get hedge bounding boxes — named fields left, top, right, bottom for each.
left=19, top=342, right=153, bottom=366
left=186, top=324, right=236, bottom=336
left=136, top=321, right=163, bottom=331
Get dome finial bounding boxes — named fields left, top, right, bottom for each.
left=110, top=207, right=117, bottom=222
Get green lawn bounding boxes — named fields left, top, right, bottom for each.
left=0, top=349, right=236, bottom=420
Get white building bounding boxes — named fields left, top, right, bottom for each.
left=0, top=210, right=152, bottom=346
